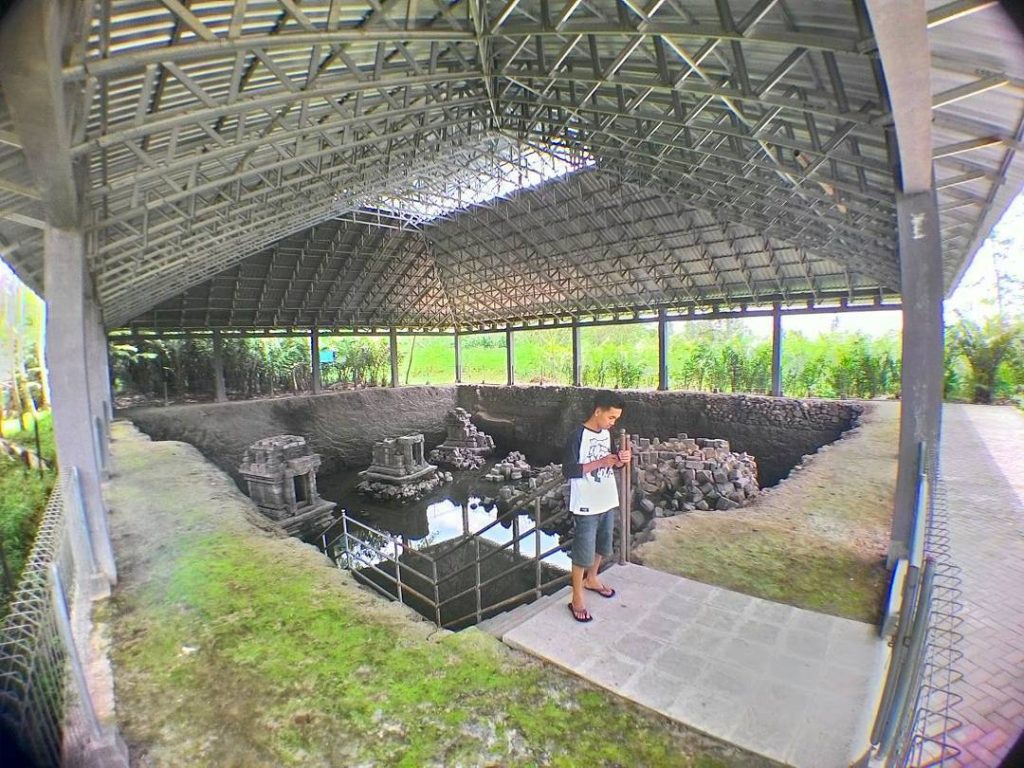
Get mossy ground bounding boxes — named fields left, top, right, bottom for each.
left=635, top=400, right=897, bottom=624
left=106, top=424, right=775, bottom=767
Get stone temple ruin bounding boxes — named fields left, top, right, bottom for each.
left=428, top=407, right=495, bottom=470
left=358, top=433, right=452, bottom=502
left=239, top=435, right=336, bottom=536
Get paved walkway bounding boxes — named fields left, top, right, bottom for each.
left=942, top=404, right=1024, bottom=766
left=488, top=563, right=887, bottom=767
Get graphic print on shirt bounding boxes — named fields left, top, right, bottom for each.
left=585, top=439, right=614, bottom=482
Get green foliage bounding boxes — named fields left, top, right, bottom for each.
left=0, top=455, right=56, bottom=611
left=945, top=315, right=1024, bottom=404
left=3, top=410, right=56, bottom=466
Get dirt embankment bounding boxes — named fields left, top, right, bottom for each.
left=634, top=401, right=898, bottom=623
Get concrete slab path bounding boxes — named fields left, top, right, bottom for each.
left=942, top=404, right=1024, bottom=766
left=498, top=563, right=888, bottom=768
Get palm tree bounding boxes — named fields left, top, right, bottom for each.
left=947, top=315, right=1024, bottom=404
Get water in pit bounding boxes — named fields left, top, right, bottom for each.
left=316, top=461, right=572, bottom=573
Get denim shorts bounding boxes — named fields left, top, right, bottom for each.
left=571, top=507, right=618, bottom=568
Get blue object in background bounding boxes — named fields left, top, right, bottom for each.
left=319, top=349, right=336, bottom=363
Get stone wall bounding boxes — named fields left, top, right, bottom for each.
left=125, top=385, right=861, bottom=492
left=125, top=386, right=457, bottom=487
left=456, top=385, right=862, bottom=487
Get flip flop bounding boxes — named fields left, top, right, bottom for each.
left=584, top=585, right=616, bottom=598
left=568, top=603, right=593, bottom=623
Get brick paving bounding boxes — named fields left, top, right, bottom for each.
left=942, top=404, right=1024, bottom=766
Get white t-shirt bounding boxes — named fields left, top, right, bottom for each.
left=563, top=426, right=620, bottom=515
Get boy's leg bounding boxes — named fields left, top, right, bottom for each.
left=583, top=507, right=617, bottom=592
left=570, top=514, right=599, bottom=615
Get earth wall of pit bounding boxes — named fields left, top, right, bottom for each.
left=123, top=387, right=458, bottom=486
left=456, top=385, right=863, bottom=487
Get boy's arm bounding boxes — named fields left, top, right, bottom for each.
left=562, top=426, right=584, bottom=479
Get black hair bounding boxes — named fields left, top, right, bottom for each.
left=592, top=391, right=626, bottom=412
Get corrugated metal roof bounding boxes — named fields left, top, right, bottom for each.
left=0, top=0, right=1021, bottom=330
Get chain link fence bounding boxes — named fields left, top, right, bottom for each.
left=0, top=470, right=126, bottom=767
left=870, top=446, right=964, bottom=767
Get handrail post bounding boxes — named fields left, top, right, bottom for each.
left=393, top=535, right=404, bottom=605
left=512, top=515, right=520, bottom=557
left=432, top=559, right=441, bottom=626
left=474, top=537, right=482, bottom=624
left=462, top=504, right=469, bottom=535
left=534, top=498, right=542, bottom=598
left=342, top=514, right=351, bottom=568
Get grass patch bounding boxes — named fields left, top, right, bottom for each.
left=0, top=456, right=56, bottom=613
left=113, top=531, right=766, bottom=767
left=640, top=518, right=887, bottom=623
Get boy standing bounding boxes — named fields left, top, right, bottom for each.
left=561, top=392, right=631, bottom=622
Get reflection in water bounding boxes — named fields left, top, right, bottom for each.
left=424, top=498, right=571, bottom=571
left=318, top=465, right=571, bottom=571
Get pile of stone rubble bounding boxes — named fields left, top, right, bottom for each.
left=631, top=434, right=759, bottom=516
left=356, top=471, right=453, bottom=502
left=483, top=451, right=533, bottom=483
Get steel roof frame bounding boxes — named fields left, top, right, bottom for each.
left=0, top=0, right=1021, bottom=332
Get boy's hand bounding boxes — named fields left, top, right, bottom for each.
left=617, top=448, right=632, bottom=465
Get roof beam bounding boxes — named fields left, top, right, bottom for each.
left=863, top=0, right=933, bottom=193
left=0, top=0, right=83, bottom=227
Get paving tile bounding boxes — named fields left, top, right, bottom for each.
left=716, top=636, right=772, bottom=675
left=651, top=646, right=706, bottom=682
left=693, top=604, right=742, bottom=633
left=578, top=652, right=641, bottom=689
left=747, top=598, right=796, bottom=625
left=737, top=619, right=783, bottom=647
left=612, top=631, right=668, bottom=665
left=707, top=588, right=754, bottom=614
left=619, top=667, right=690, bottom=713
left=634, top=605, right=688, bottom=642
left=780, top=627, right=830, bottom=660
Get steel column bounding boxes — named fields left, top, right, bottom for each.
left=310, top=326, right=322, bottom=394
left=454, top=329, right=463, bottom=383
left=505, top=326, right=515, bottom=386
left=890, top=190, right=945, bottom=565
left=572, top=320, right=581, bottom=386
left=389, top=327, right=399, bottom=388
left=771, top=303, right=783, bottom=397
left=657, top=309, right=669, bottom=391
left=212, top=329, right=227, bottom=402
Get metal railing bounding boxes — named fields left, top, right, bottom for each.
left=0, top=470, right=126, bottom=767
left=322, top=476, right=575, bottom=630
left=870, top=444, right=963, bottom=766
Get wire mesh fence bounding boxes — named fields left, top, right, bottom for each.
left=902, top=477, right=965, bottom=767
left=870, top=444, right=965, bottom=767
left=0, top=471, right=122, bottom=767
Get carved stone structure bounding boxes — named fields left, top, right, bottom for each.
left=239, top=435, right=336, bottom=536
left=358, top=433, right=450, bottom=502
left=429, top=407, right=495, bottom=470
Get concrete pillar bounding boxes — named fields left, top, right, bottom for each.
left=454, top=330, right=463, bottom=383
left=310, top=326, right=322, bottom=394
left=44, top=226, right=116, bottom=585
left=890, top=189, right=945, bottom=565
left=505, top=326, right=515, bottom=386
left=657, top=310, right=669, bottom=391
left=211, top=329, right=227, bottom=403
left=771, top=303, right=783, bottom=397
left=389, top=327, right=399, bottom=388
left=572, top=320, right=581, bottom=386
left=83, top=293, right=112, bottom=475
